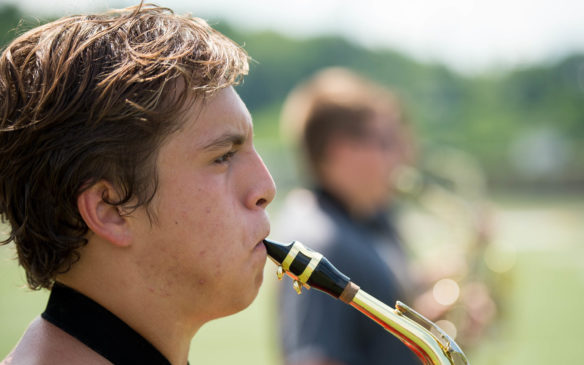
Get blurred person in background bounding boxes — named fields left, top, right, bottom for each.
left=0, top=4, right=275, bottom=365
left=274, top=67, right=419, bottom=365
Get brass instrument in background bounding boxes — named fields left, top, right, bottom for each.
left=263, top=239, right=470, bottom=365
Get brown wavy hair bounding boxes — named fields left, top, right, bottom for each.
left=0, top=4, right=249, bottom=289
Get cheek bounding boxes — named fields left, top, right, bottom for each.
left=157, top=172, right=249, bottom=264
left=166, top=180, right=221, bottom=224
left=348, top=151, right=384, bottom=177
left=175, top=188, right=241, bottom=259
left=179, top=188, right=236, bottom=239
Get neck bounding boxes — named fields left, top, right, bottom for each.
left=57, top=239, right=206, bottom=365
left=56, top=276, right=198, bottom=365
left=318, top=183, right=384, bottom=219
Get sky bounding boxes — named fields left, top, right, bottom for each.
left=4, top=0, right=584, bottom=74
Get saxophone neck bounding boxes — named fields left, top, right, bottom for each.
left=350, top=290, right=469, bottom=365
left=395, top=301, right=469, bottom=365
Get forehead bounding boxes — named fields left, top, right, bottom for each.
left=178, top=87, right=252, bottom=147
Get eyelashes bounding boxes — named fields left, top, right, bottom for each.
left=213, top=150, right=237, bottom=164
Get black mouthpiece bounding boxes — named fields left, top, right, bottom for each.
left=262, top=238, right=292, bottom=265
left=263, top=239, right=350, bottom=299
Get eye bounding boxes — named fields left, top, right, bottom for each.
left=214, top=150, right=236, bottom=164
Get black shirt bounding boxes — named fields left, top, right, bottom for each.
left=42, top=282, right=173, bottom=365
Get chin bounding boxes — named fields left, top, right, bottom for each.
left=245, top=270, right=265, bottom=306
left=242, top=272, right=264, bottom=308
left=219, top=273, right=265, bottom=319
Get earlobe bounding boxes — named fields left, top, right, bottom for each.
left=77, top=181, right=132, bottom=247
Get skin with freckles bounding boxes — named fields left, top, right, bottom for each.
left=127, top=86, right=276, bottom=321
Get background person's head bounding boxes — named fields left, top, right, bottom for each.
left=0, top=4, right=250, bottom=290
left=281, top=67, right=413, bottom=216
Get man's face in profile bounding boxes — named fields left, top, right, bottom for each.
left=128, top=87, right=276, bottom=321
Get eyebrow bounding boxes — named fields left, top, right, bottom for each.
left=200, top=132, right=247, bottom=151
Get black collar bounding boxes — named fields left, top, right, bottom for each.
left=42, top=282, right=173, bottom=365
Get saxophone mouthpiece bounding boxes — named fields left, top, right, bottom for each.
left=262, top=239, right=293, bottom=265
left=263, top=239, right=351, bottom=299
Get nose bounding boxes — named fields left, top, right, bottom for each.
left=245, top=150, right=276, bottom=210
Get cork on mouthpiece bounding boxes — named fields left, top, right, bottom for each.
left=339, top=281, right=360, bottom=304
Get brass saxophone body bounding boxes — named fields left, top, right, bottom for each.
left=263, top=239, right=469, bottom=365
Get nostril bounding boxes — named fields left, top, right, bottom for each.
left=256, top=198, right=267, bottom=207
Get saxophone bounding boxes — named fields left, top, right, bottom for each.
left=263, top=239, right=470, bottom=365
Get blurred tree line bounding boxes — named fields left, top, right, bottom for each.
left=1, top=5, right=582, bottom=191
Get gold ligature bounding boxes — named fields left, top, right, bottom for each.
left=263, top=239, right=469, bottom=365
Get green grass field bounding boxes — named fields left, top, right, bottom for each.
left=1, top=193, right=583, bottom=364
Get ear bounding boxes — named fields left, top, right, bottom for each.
left=77, top=181, right=132, bottom=247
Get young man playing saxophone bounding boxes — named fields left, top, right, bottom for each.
left=0, top=4, right=275, bottom=364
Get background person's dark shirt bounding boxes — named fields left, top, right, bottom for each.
left=275, top=188, right=419, bottom=365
